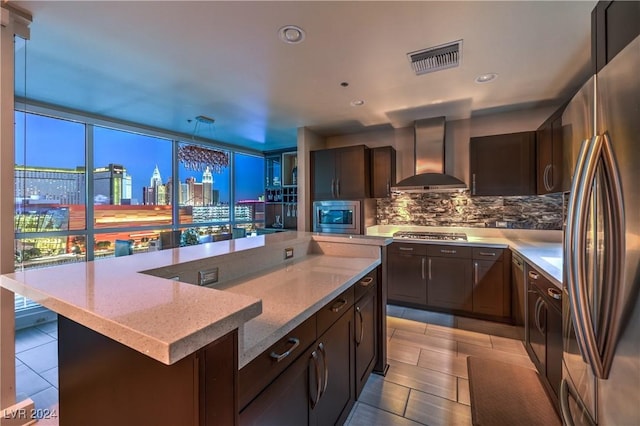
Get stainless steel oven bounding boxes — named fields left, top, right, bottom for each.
left=312, top=199, right=376, bottom=235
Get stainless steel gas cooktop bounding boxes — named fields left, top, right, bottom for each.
left=392, top=231, right=468, bottom=241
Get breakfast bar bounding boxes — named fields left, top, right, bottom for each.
left=0, top=232, right=389, bottom=425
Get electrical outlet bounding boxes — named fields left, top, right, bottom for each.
left=198, top=267, right=219, bottom=286
left=496, top=221, right=508, bottom=228
left=284, top=247, right=294, bottom=260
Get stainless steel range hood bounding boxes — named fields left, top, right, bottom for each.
left=391, top=117, right=467, bottom=193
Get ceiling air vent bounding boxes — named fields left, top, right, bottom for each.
left=408, top=40, right=462, bottom=75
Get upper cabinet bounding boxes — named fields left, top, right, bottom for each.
left=370, top=146, right=396, bottom=198
left=592, top=0, right=640, bottom=73
left=469, top=131, right=536, bottom=196
left=311, top=145, right=371, bottom=200
left=536, top=106, right=565, bottom=194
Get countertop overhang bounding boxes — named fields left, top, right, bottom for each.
left=0, top=232, right=385, bottom=365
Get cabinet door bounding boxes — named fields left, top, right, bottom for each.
left=387, top=252, right=427, bottom=305
left=472, top=259, right=507, bottom=317
left=239, top=345, right=314, bottom=426
left=335, top=145, right=370, bottom=199
left=311, top=149, right=336, bottom=200
left=355, top=284, right=377, bottom=398
left=371, top=146, right=396, bottom=198
left=526, top=287, right=546, bottom=372
left=592, top=0, right=640, bottom=73
left=546, top=304, right=562, bottom=402
left=470, top=131, right=536, bottom=196
left=427, top=257, right=472, bottom=311
left=312, top=307, right=355, bottom=426
left=537, top=114, right=564, bottom=194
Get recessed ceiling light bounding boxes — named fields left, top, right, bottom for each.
left=278, top=25, right=305, bottom=44
left=475, top=73, right=498, bottom=84
left=350, top=100, right=365, bottom=107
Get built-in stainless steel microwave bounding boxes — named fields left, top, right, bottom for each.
left=312, top=199, right=376, bottom=235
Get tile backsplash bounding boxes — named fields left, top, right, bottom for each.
left=377, top=191, right=564, bottom=230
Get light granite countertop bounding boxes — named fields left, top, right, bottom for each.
left=0, top=232, right=382, bottom=366
left=367, top=225, right=563, bottom=286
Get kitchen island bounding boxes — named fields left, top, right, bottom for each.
left=0, top=231, right=390, bottom=426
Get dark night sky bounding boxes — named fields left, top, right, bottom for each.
left=15, top=112, right=264, bottom=202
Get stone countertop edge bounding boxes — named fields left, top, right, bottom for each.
left=0, top=273, right=263, bottom=365
left=0, top=231, right=384, bottom=366
left=238, top=258, right=380, bottom=368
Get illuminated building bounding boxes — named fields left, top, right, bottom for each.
left=94, top=164, right=127, bottom=205
left=15, top=165, right=85, bottom=205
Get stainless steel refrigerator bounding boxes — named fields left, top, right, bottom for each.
left=561, top=34, right=640, bottom=425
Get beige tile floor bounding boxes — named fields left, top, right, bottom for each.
left=345, top=305, right=533, bottom=425
left=17, top=307, right=532, bottom=426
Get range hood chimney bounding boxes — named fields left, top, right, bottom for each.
left=391, top=117, right=467, bottom=193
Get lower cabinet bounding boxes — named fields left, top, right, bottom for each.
left=427, top=246, right=472, bottom=311
left=388, top=242, right=512, bottom=322
left=313, top=306, right=355, bottom=426
left=387, top=243, right=427, bottom=305
left=239, top=270, right=384, bottom=426
left=525, top=265, right=562, bottom=410
left=354, top=275, right=377, bottom=398
left=471, top=247, right=511, bottom=318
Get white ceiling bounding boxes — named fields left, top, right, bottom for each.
left=13, top=1, right=596, bottom=152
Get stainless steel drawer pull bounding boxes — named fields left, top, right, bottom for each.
left=440, top=249, right=457, bottom=254
left=330, top=298, right=348, bottom=312
left=548, top=287, right=562, bottom=300
left=310, top=350, right=322, bottom=408
left=398, top=247, right=414, bottom=251
left=479, top=251, right=496, bottom=256
left=358, top=277, right=374, bottom=287
left=270, top=337, right=300, bottom=362
left=528, top=271, right=539, bottom=280
left=355, top=306, right=364, bottom=345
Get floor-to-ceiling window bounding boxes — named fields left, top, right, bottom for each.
left=93, top=126, right=174, bottom=255
left=13, top=108, right=266, bottom=326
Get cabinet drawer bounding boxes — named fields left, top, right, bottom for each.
left=427, top=245, right=472, bottom=259
left=472, top=247, right=504, bottom=261
left=354, top=269, right=377, bottom=302
left=317, top=286, right=355, bottom=336
left=239, top=314, right=317, bottom=409
left=388, top=242, right=428, bottom=255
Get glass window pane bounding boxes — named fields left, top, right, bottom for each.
left=15, top=112, right=86, bottom=232
left=93, top=229, right=168, bottom=258
left=93, top=126, right=172, bottom=228
left=15, top=235, right=86, bottom=270
left=177, top=142, right=230, bottom=224
left=234, top=153, right=265, bottom=229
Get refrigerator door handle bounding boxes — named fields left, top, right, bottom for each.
left=597, top=132, right=625, bottom=378
left=560, top=378, right=596, bottom=426
left=569, top=133, right=625, bottom=380
left=565, top=136, right=595, bottom=373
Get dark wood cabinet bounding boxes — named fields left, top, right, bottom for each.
left=312, top=306, right=355, bottom=426
left=470, top=131, right=536, bottom=196
left=239, top=315, right=317, bottom=410
left=371, top=146, right=396, bottom=198
left=524, top=265, right=563, bottom=411
left=388, top=243, right=512, bottom=322
left=387, top=243, right=427, bottom=306
left=536, top=107, right=565, bottom=194
left=426, top=246, right=472, bottom=312
left=239, top=268, right=386, bottom=426
left=58, top=317, right=237, bottom=426
left=311, top=145, right=370, bottom=200
left=354, top=274, right=377, bottom=398
left=592, top=0, right=640, bottom=73
left=239, top=344, right=315, bottom=426
left=471, top=248, right=511, bottom=318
